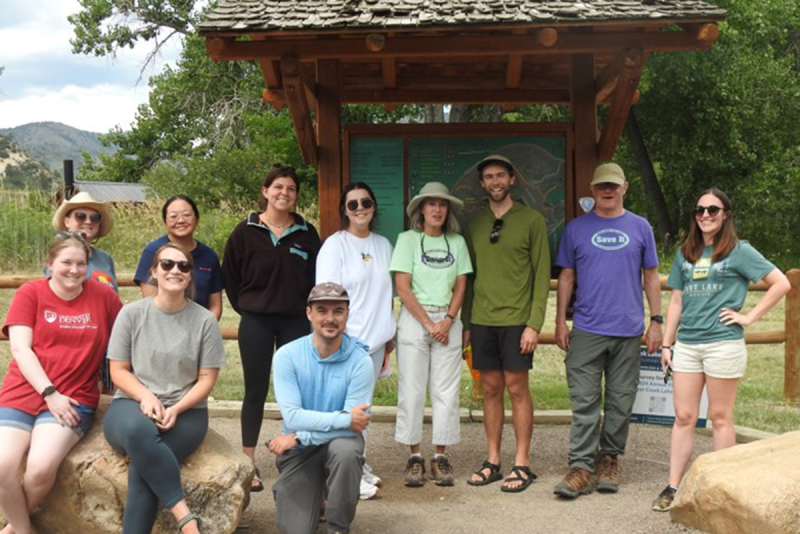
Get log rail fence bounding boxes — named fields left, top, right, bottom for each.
left=2, top=270, right=799, bottom=403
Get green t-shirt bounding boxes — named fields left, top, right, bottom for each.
left=462, top=203, right=551, bottom=331
left=667, top=242, right=775, bottom=344
left=389, top=230, right=473, bottom=307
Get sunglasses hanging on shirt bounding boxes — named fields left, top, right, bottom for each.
left=489, top=218, right=504, bottom=244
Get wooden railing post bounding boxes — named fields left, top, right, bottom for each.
left=785, top=269, right=800, bottom=404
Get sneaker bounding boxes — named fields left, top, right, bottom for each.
left=363, top=463, right=382, bottom=487
left=404, top=456, right=426, bottom=487
left=430, top=456, right=454, bottom=486
left=553, top=467, right=595, bottom=499
left=595, top=455, right=620, bottom=493
left=359, top=478, right=378, bottom=500
left=652, top=485, right=677, bottom=512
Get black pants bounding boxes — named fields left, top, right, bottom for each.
left=239, top=311, right=309, bottom=447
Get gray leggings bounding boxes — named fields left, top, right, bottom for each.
left=104, top=398, right=208, bottom=534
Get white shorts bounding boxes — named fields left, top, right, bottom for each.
left=672, top=339, right=747, bottom=379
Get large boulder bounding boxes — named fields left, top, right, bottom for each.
left=670, top=431, right=800, bottom=534
left=0, top=399, right=253, bottom=534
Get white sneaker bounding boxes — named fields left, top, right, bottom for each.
left=363, top=464, right=382, bottom=487
left=359, top=478, right=378, bottom=500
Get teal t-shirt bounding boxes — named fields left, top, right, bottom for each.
left=390, top=230, right=473, bottom=307
left=667, top=242, right=775, bottom=344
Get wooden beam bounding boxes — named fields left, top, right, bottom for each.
left=205, top=27, right=719, bottom=62
left=595, top=48, right=636, bottom=105
left=262, top=88, right=286, bottom=110
left=299, top=65, right=319, bottom=112
left=505, top=54, right=523, bottom=89
left=340, top=88, right=570, bottom=104
left=382, top=57, right=397, bottom=88
left=316, top=59, right=342, bottom=240
left=538, top=27, right=559, bottom=47
left=679, top=22, right=721, bottom=44
left=257, top=59, right=282, bottom=89
left=280, top=54, right=318, bottom=165
left=597, top=49, right=644, bottom=162
left=571, top=54, right=598, bottom=219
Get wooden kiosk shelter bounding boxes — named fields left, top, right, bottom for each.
left=199, top=0, right=725, bottom=239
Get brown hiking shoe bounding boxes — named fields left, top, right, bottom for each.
left=595, top=455, right=620, bottom=493
left=430, top=456, right=454, bottom=486
left=553, top=467, right=595, bottom=499
left=404, top=456, right=426, bottom=487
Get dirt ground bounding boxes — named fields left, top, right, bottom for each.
left=211, top=417, right=708, bottom=534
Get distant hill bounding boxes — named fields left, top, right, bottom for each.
left=0, top=122, right=118, bottom=174
left=0, top=134, right=60, bottom=189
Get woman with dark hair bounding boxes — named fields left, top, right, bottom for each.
left=652, top=188, right=790, bottom=512
left=105, top=243, right=224, bottom=534
left=134, top=195, right=223, bottom=320
left=390, top=182, right=472, bottom=488
left=316, top=182, right=396, bottom=499
left=0, top=233, right=122, bottom=534
left=222, top=164, right=321, bottom=491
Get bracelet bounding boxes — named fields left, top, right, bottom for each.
left=660, top=345, right=673, bottom=351
left=445, top=314, right=455, bottom=321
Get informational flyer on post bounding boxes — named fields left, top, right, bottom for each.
left=631, top=348, right=709, bottom=428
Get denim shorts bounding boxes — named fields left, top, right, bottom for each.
left=0, top=404, right=97, bottom=437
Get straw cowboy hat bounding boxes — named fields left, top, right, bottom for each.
left=406, top=182, right=465, bottom=218
left=52, top=191, right=114, bottom=238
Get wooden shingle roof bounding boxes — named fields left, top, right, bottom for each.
left=199, top=0, right=726, bottom=33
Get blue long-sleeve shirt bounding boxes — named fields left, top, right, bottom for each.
left=273, top=332, right=374, bottom=446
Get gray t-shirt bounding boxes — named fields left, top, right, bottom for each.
left=108, top=298, right=225, bottom=408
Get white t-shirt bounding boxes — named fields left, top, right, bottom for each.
left=316, top=231, right=396, bottom=352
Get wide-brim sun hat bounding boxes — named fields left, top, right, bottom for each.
left=406, top=182, right=464, bottom=218
left=52, top=191, right=114, bottom=238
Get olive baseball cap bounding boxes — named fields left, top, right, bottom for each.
left=590, top=163, right=626, bottom=186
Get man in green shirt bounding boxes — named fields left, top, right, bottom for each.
left=462, top=154, right=551, bottom=493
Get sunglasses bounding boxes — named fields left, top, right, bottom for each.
left=346, top=198, right=374, bottom=211
left=694, top=205, right=724, bottom=217
left=489, top=219, right=504, bottom=244
left=72, top=211, right=102, bottom=223
left=55, top=231, right=86, bottom=242
left=158, top=259, right=192, bottom=273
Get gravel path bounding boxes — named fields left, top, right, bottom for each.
left=210, top=417, right=708, bottom=534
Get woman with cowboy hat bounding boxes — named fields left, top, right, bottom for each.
left=50, top=191, right=117, bottom=291
left=389, top=182, right=473, bottom=488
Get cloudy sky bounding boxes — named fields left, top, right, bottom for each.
left=0, top=1, right=182, bottom=133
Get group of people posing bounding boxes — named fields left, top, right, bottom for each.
left=0, top=155, right=791, bottom=534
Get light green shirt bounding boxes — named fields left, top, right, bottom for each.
left=389, top=230, right=472, bottom=307
left=667, top=242, right=775, bottom=344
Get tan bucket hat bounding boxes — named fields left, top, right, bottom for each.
left=52, top=191, right=114, bottom=238
left=406, top=182, right=464, bottom=218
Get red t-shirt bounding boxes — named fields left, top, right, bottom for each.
left=0, top=278, right=123, bottom=414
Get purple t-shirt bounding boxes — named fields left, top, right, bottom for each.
left=556, top=211, right=658, bottom=337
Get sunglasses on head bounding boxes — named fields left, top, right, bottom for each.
left=56, top=231, right=86, bottom=242
left=72, top=211, right=102, bottom=223
left=694, top=205, right=724, bottom=217
left=346, top=198, right=374, bottom=211
left=489, top=219, right=504, bottom=244
left=158, top=259, right=192, bottom=273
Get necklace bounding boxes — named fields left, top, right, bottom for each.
left=262, top=213, right=292, bottom=229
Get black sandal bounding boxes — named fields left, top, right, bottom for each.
left=467, top=460, right=503, bottom=486
left=251, top=467, right=264, bottom=493
left=501, top=465, right=537, bottom=493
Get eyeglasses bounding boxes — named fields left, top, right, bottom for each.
left=56, top=231, right=86, bottom=242
left=489, top=219, right=504, bottom=244
left=72, top=211, right=102, bottom=223
left=346, top=198, right=374, bottom=211
left=694, top=205, right=723, bottom=217
left=158, top=259, right=192, bottom=273
left=166, top=211, right=195, bottom=222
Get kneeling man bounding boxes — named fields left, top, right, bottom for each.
left=269, top=282, right=375, bottom=534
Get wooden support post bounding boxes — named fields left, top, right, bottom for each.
left=570, top=54, right=597, bottom=219
left=785, top=269, right=800, bottom=404
left=281, top=55, right=318, bottom=165
left=316, top=59, right=342, bottom=240
left=597, top=49, right=643, bottom=162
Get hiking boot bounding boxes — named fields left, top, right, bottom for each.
left=553, top=467, right=595, bottom=499
left=652, top=485, right=677, bottom=512
left=404, top=456, right=426, bottom=487
left=430, top=456, right=454, bottom=486
left=595, top=454, right=620, bottom=493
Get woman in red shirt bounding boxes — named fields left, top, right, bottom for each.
left=0, top=233, right=122, bottom=534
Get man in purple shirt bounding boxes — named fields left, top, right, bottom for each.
left=553, top=163, right=663, bottom=499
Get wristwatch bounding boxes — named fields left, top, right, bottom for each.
left=40, top=385, right=57, bottom=399
left=650, top=315, right=664, bottom=324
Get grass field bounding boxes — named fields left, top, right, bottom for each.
left=1, top=282, right=798, bottom=434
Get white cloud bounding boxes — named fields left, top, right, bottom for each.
left=0, top=84, right=149, bottom=133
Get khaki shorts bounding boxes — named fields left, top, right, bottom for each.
left=673, top=339, right=747, bottom=379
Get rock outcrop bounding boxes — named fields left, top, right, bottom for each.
left=671, top=431, right=800, bottom=534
